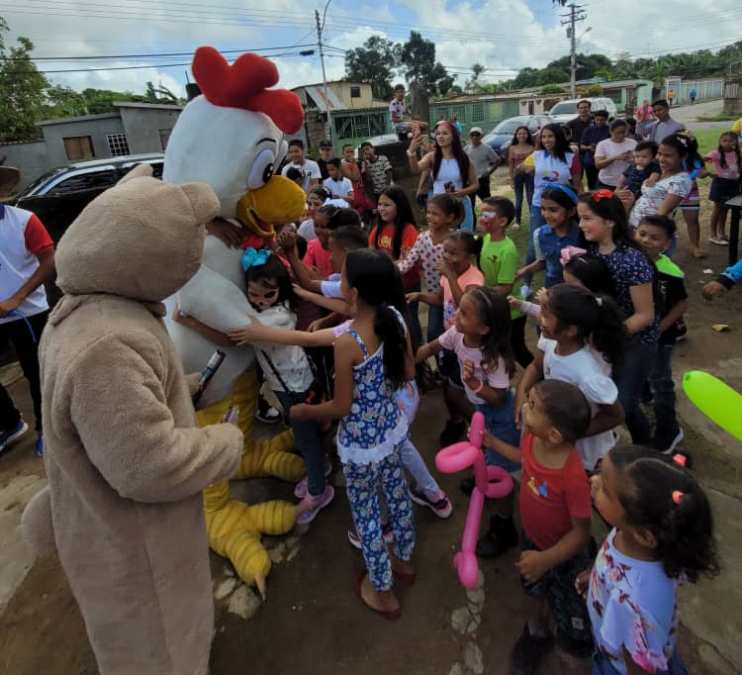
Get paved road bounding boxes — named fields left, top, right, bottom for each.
left=670, top=99, right=734, bottom=130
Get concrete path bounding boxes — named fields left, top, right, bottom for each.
left=671, top=99, right=731, bottom=129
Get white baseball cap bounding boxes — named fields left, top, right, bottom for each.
left=469, top=127, right=484, bottom=135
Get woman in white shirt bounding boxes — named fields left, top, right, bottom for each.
left=407, top=120, right=478, bottom=232
left=595, top=119, right=637, bottom=189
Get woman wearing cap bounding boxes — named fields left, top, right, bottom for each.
left=407, top=121, right=478, bottom=232
left=464, top=127, right=499, bottom=210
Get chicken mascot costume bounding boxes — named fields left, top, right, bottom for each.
left=163, top=47, right=309, bottom=597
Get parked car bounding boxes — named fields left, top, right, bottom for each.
left=14, top=153, right=164, bottom=243
left=483, top=115, right=552, bottom=159
left=547, top=97, right=618, bottom=125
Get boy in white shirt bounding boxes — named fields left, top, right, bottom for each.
left=322, top=159, right=354, bottom=204
left=281, top=139, right=321, bottom=192
left=0, top=167, right=56, bottom=456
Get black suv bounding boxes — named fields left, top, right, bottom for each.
left=13, top=154, right=164, bottom=242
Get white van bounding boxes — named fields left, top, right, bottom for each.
left=548, top=97, right=619, bottom=124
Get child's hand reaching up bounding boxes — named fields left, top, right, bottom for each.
left=516, top=550, right=550, bottom=584
left=534, top=287, right=548, bottom=305
left=278, top=229, right=297, bottom=256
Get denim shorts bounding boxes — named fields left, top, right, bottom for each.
left=477, top=392, right=520, bottom=474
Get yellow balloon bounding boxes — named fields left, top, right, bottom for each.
left=682, top=370, right=742, bottom=441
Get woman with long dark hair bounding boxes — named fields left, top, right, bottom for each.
left=407, top=120, right=478, bottom=231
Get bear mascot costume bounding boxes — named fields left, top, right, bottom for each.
left=162, top=47, right=310, bottom=596
left=21, top=165, right=244, bottom=675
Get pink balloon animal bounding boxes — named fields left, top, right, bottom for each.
left=435, top=411, right=514, bottom=589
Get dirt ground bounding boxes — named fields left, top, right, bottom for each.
left=0, top=166, right=740, bottom=675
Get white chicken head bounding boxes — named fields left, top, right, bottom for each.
left=163, top=47, right=306, bottom=227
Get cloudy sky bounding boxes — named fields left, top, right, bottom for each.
left=4, top=0, right=742, bottom=97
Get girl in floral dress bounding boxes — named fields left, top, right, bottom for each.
left=289, top=248, right=415, bottom=619
left=583, top=445, right=719, bottom=674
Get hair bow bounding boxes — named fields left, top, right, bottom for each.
left=560, top=246, right=587, bottom=266
left=592, top=189, right=614, bottom=203
left=241, top=247, right=272, bottom=271
left=545, top=183, right=578, bottom=204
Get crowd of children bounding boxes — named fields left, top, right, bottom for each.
left=195, top=117, right=737, bottom=672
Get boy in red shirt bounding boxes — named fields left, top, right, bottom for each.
left=0, top=167, right=56, bottom=456
left=485, top=378, right=593, bottom=673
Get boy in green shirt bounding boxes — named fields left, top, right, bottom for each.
left=478, top=196, right=533, bottom=369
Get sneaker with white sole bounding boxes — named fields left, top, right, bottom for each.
left=0, top=420, right=28, bottom=456
left=294, top=464, right=333, bottom=498
left=347, top=522, right=394, bottom=550
left=296, top=485, right=335, bottom=525
left=255, top=405, right=282, bottom=425
left=409, top=488, right=453, bottom=519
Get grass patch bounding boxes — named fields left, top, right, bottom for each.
left=692, top=128, right=725, bottom=157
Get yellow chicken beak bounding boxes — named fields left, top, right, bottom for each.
left=236, top=175, right=306, bottom=239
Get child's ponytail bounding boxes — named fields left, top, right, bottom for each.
left=547, top=284, right=626, bottom=366
left=374, top=303, right=407, bottom=390
left=610, top=445, right=720, bottom=582
left=345, top=249, right=407, bottom=389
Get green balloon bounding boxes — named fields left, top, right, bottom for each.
left=682, top=370, right=742, bottom=441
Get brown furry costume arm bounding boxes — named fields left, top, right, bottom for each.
left=68, top=331, right=243, bottom=503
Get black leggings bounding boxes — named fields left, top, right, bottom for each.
left=510, top=315, right=533, bottom=370
left=0, top=311, right=48, bottom=432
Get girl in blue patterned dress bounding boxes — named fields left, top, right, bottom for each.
left=289, top=248, right=415, bottom=619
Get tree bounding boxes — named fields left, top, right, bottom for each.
left=465, top=63, right=486, bottom=93
left=0, top=18, right=50, bottom=142
left=344, top=36, right=398, bottom=100
left=398, top=31, right=451, bottom=117
left=43, top=85, right=89, bottom=118
left=144, top=81, right=182, bottom=105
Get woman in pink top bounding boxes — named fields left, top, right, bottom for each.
left=705, top=131, right=741, bottom=244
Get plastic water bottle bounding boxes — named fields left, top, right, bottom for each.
left=519, top=284, right=531, bottom=300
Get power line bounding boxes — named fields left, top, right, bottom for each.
left=14, top=44, right=317, bottom=62
left=9, top=51, right=315, bottom=74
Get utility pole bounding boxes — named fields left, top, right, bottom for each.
left=561, top=3, right=586, bottom=98
left=314, top=6, right=334, bottom=145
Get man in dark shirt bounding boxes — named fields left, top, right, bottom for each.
left=565, top=99, right=593, bottom=146
left=579, top=110, right=610, bottom=190
left=316, top=140, right=334, bottom=180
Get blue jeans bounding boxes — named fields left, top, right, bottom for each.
left=615, top=339, right=657, bottom=445
left=592, top=650, right=687, bottom=675
left=344, top=450, right=415, bottom=591
left=460, top=196, right=475, bottom=232
left=426, top=304, right=444, bottom=343
left=514, top=173, right=534, bottom=225
left=275, top=389, right=326, bottom=497
left=650, top=343, right=680, bottom=448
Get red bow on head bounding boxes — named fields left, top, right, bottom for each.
left=592, top=189, right=614, bottom=203
left=192, top=46, right=304, bottom=134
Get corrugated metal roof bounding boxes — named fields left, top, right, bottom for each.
left=303, top=85, right=346, bottom=112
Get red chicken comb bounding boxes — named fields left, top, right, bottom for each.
left=192, top=46, right=304, bottom=134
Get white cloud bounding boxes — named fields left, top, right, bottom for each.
left=4, top=0, right=741, bottom=95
